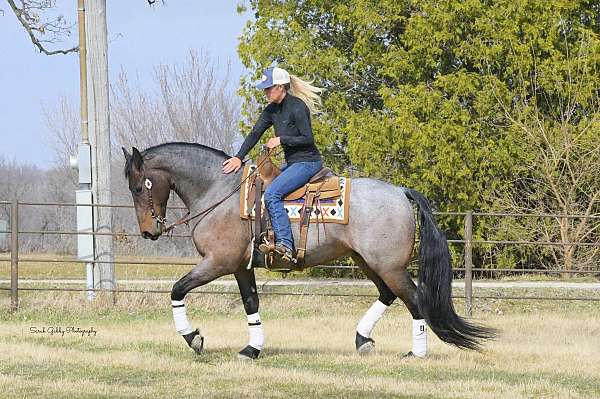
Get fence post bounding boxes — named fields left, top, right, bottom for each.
left=10, top=200, right=19, bottom=312
left=464, top=210, right=473, bottom=317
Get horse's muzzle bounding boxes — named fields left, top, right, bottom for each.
left=142, top=231, right=160, bottom=241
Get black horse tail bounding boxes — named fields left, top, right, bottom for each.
left=403, top=188, right=497, bottom=350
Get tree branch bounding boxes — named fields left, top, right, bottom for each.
left=6, top=0, right=78, bottom=56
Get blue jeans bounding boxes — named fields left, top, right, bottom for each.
left=263, top=160, right=323, bottom=250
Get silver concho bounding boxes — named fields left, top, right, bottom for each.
left=144, top=178, right=153, bottom=190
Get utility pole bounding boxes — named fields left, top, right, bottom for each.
left=74, top=0, right=95, bottom=301
left=86, top=0, right=115, bottom=295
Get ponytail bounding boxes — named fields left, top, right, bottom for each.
left=287, top=75, right=323, bottom=115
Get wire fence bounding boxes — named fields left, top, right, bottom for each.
left=1, top=200, right=599, bottom=314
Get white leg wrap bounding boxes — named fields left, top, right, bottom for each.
left=412, top=319, right=427, bottom=357
left=172, top=300, right=194, bottom=335
left=247, top=312, right=264, bottom=350
left=356, top=300, right=389, bottom=338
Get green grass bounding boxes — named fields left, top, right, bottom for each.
left=0, top=253, right=200, bottom=280
left=4, top=253, right=596, bottom=282
left=0, top=253, right=351, bottom=280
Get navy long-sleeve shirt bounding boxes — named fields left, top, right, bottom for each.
left=234, top=94, right=322, bottom=164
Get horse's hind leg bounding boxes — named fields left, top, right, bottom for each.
left=380, top=269, right=428, bottom=358
left=234, top=267, right=264, bottom=360
left=352, top=253, right=397, bottom=355
left=353, top=253, right=428, bottom=358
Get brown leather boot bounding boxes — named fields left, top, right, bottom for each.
left=274, top=243, right=295, bottom=263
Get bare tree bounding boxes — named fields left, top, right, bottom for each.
left=43, top=96, right=80, bottom=169
left=111, top=50, right=241, bottom=154
left=0, top=156, right=70, bottom=252
left=492, top=35, right=600, bottom=273
left=0, top=156, right=37, bottom=202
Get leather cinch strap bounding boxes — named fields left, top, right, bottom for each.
left=254, top=177, right=263, bottom=248
left=296, top=179, right=327, bottom=268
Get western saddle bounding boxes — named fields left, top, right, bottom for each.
left=247, top=147, right=341, bottom=271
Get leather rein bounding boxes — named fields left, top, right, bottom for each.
left=143, top=147, right=282, bottom=234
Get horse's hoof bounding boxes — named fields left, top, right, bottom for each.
left=190, top=334, right=205, bottom=355
left=357, top=340, right=375, bottom=356
left=237, top=345, right=261, bottom=360
left=183, top=329, right=204, bottom=355
left=355, top=332, right=375, bottom=356
left=402, top=351, right=424, bottom=359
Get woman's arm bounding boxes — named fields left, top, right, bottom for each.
left=234, top=108, right=273, bottom=160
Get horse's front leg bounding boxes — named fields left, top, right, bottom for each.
left=234, top=267, right=263, bottom=360
left=170, top=255, right=228, bottom=354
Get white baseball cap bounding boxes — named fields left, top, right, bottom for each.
left=256, top=67, right=290, bottom=89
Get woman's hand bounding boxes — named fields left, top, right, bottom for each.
left=266, top=137, right=281, bottom=149
left=222, top=157, right=242, bottom=174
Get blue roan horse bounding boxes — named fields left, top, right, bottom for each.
left=123, top=143, right=495, bottom=359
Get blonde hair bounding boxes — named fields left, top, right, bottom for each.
left=287, top=75, right=323, bottom=115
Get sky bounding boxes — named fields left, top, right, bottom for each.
left=0, top=1, right=252, bottom=169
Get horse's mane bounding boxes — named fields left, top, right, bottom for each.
left=124, top=142, right=232, bottom=178
left=145, top=142, right=231, bottom=159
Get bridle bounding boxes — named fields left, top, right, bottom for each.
left=143, top=177, right=168, bottom=226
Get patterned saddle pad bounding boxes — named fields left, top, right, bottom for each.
left=239, top=164, right=351, bottom=224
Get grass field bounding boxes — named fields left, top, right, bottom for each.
left=1, top=286, right=599, bottom=399
left=0, top=254, right=206, bottom=281
left=0, top=253, right=354, bottom=281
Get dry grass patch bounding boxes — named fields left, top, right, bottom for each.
left=0, top=290, right=598, bottom=398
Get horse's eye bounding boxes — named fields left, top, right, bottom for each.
left=134, top=186, right=143, bottom=194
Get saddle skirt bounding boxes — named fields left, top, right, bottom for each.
left=239, top=164, right=351, bottom=224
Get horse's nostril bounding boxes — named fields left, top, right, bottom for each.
left=142, top=231, right=152, bottom=239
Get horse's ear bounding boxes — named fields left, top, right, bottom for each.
left=131, top=147, right=144, bottom=172
left=122, top=147, right=132, bottom=162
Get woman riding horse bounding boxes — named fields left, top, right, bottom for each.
left=122, top=68, right=495, bottom=361
left=222, top=66, right=323, bottom=262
